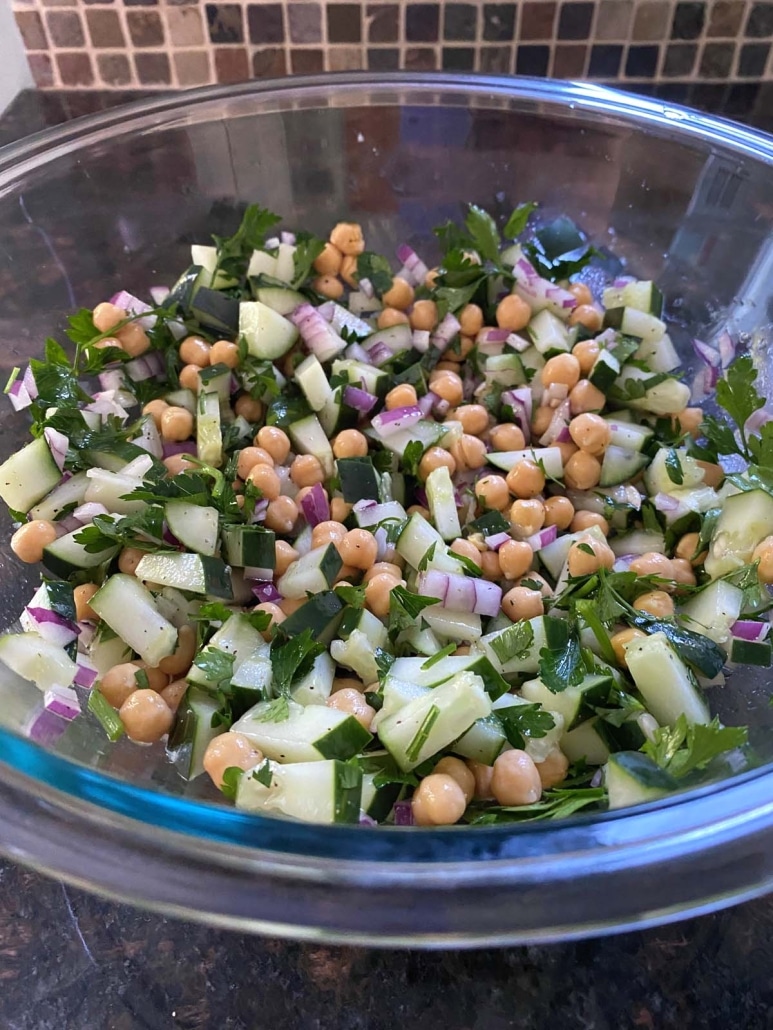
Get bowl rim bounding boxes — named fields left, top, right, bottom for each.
left=2, top=72, right=773, bottom=941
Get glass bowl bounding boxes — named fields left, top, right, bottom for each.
left=2, top=73, right=773, bottom=947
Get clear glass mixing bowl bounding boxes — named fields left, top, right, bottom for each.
left=2, top=74, right=773, bottom=947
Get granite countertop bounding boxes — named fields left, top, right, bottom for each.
left=2, top=86, right=773, bottom=1030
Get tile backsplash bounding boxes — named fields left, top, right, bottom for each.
left=11, top=0, right=773, bottom=92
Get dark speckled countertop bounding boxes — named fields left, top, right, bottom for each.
left=2, top=86, right=773, bottom=1030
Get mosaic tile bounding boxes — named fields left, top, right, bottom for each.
left=165, top=8, right=204, bottom=47
left=134, top=51, right=171, bottom=82
left=632, top=2, right=670, bottom=41
left=442, top=45, right=474, bottom=69
left=626, top=43, right=660, bottom=76
left=483, top=4, right=516, bottom=42
left=558, top=1, right=594, bottom=40
left=127, top=10, right=164, bottom=46
left=406, top=4, right=440, bottom=43
left=552, top=43, right=587, bottom=76
left=288, top=3, right=321, bottom=44
left=174, top=49, right=211, bottom=84
left=14, top=10, right=47, bottom=50
left=214, top=45, right=249, bottom=81
left=443, top=3, right=477, bottom=42
left=327, top=3, right=362, bottom=43
left=671, top=2, right=705, bottom=40
left=56, top=50, right=93, bottom=85
left=588, top=42, right=623, bottom=76
left=746, top=3, right=773, bottom=38
left=707, top=1, right=745, bottom=38
left=46, top=10, right=84, bottom=47
left=520, top=2, right=556, bottom=40
left=700, top=40, right=734, bottom=77
left=516, top=43, right=550, bottom=74
left=662, top=42, right=697, bottom=75
left=367, top=46, right=399, bottom=69
left=206, top=3, right=243, bottom=45
left=248, top=4, right=284, bottom=45
left=252, top=46, right=288, bottom=76
left=97, top=53, right=132, bottom=85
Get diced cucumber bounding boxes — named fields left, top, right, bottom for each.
left=198, top=363, right=233, bottom=409
left=187, top=614, right=265, bottom=691
left=486, top=447, right=564, bottom=479
left=90, top=573, right=178, bottom=667
left=426, top=465, right=461, bottom=541
left=0, top=631, right=76, bottom=691
left=29, top=470, right=90, bottom=522
left=528, top=309, right=571, bottom=354
left=389, top=654, right=508, bottom=699
left=221, top=525, right=275, bottom=571
left=337, top=457, right=380, bottom=503
left=479, top=615, right=547, bottom=676
left=360, top=769, right=402, bottom=823
left=423, top=606, right=482, bottom=642
left=705, top=489, right=773, bottom=579
left=602, top=417, right=654, bottom=452
left=294, top=354, right=332, bottom=412
left=608, top=529, right=665, bottom=557
left=520, top=673, right=612, bottom=731
left=239, top=300, right=298, bottom=360
left=605, top=751, right=676, bottom=809
left=165, top=388, right=196, bottom=415
left=277, top=543, right=342, bottom=599
left=43, top=529, right=119, bottom=580
left=22, top=581, right=76, bottom=623
left=288, top=413, right=335, bottom=478
left=0, top=436, right=63, bottom=513
left=371, top=678, right=430, bottom=730
left=678, top=580, right=743, bottom=647
left=88, top=621, right=132, bottom=675
left=235, top=758, right=362, bottom=824
left=168, top=264, right=207, bottom=312
left=247, top=249, right=277, bottom=279
left=330, top=628, right=381, bottom=684
left=331, top=359, right=388, bottom=397
left=603, top=306, right=667, bottom=344
left=395, top=624, right=443, bottom=657
left=274, top=242, right=296, bottom=284
left=190, top=243, right=237, bottom=290
left=154, top=587, right=202, bottom=628
left=396, top=512, right=467, bottom=575
left=588, top=349, right=620, bottom=391
left=135, top=552, right=233, bottom=599
left=561, top=717, right=611, bottom=765
left=190, top=288, right=239, bottom=337
left=234, top=700, right=372, bottom=762
left=624, top=632, right=710, bottom=725
left=339, top=606, right=389, bottom=648
left=279, top=590, right=345, bottom=645
left=165, top=500, right=219, bottom=557
left=254, top=286, right=306, bottom=316
left=82, top=468, right=144, bottom=515
left=484, top=352, right=527, bottom=387
left=166, top=685, right=224, bottom=780
left=729, top=637, right=772, bottom=666
left=197, top=389, right=222, bottom=467
left=452, top=712, right=507, bottom=764
left=291, top=651, right=336, bottom=705
left=599, top=445, right=649, bottom=487
left=615, top=366, right=691, bottom=415
left=635, top=332, right=680, bottom=373
left=85, top=442, right=148, bottom=474
left=378, top=670, right=492, bottom=771
left=379, top=420, right=447, bottom=458
left=644, top=447, right=705, bottom=495
left=621, top=280, right=664, bottom=317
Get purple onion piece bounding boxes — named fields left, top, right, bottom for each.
left=358, top=277, right=375, bottom=299
left=300, top=482, right=330, bottom=527
left=371, top=405, right=423, bottom=439
left=395, top=244, right=429, bottom=287
left=484, top=531, right=511, bottom=552
left=692, top=337, right=721, bottom=369
left=252, top=582, right=282, bottom=604
left=162, top=440, right=197, bottom=458
left=291, top=302, right=347, bottom=362
left=730, top=620, right=770, bottom=642
left=43, top=685, right=80, bottom=720
left=73, top=501, right=109, bottom=523
left=26, top=707, right=71, bottom=747
left=393, top=800, right=415, bottom=826
left=343, top=385, right=377, bottom=414
left=109, top=290, right=157, bottom=330
left=44, top=428, right=69, bottom=472
left=74, top=656, right=98, bottom=689
left=149, top=285, right=170, bottom=305
left=653, top=492, right=680, bottom=513
left=430, top=312, right=461, bottom=352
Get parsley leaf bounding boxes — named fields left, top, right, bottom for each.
left=405, top=704, right=440, bottom=764
left=388, top=585, right=441, bottom=641
left=220, top=766, right=244, bottom=801
left=420, top=643, right=456, bottom=669
left=87, top=689, right=125, bottom=741
left=503, top=201, right=538, bottom=239
left=356, top=252, right=393, bottom=295
left=402, top=440, right=425, bottom=478
left=374, top=647, right=395, bottom=682
left=464, top=204, right=500, bottom=263
left=213, top=204, right=282, bottom=281
left=467, top=786, right=605, bottom=823
left=664, top=448, right=684, bottom=485
left=715, top=356, right=763, bottom=456
left=489, top=621, right=534, bottom=665
left=255, top=695, right=291, bottom=724
left=417, top=542, right=437, bottom=572
left=252, top=760, right=274, bottom=787
left=643, top=714, right=747, bottom=779
left=335, top=583, right=367, bottom=609
left=270, top=628, right=325, bottom=696
left=538, top=617, right=584, bottom=693
left=192, top=647, right=235, bottom=689
left=631, top=617, right=726, bottom=678
left=496, top=703, right=555, bottom=749
left=292, top=233, right=326, bottom=288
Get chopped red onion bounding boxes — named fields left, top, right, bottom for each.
left=730, top=620, right=770, bottom=642
left=73, top=501, right=109, bottom=523
left=392, top=799, right=415, bottom=826
left=300, top=482, right=330, bottom=527
left=252, top=582, right=282, bottom=603
left=502, top=387, right=533, bottom=444
left=162, top=440, right=197, bottom=458
left=74, top=654, right=98, bottom=689
left=243, top=566, right=274, bottom=582
left=373, top=525, right=389, bottom=562
left=109, top=290, right=157, bottom=330
left=343, top=385, right=377, bottom=414
left=692, top=337, right=721, bottom=369
left=44, top=428, right=69, bottom=472
left=717, top=330, right=737, bottom=368
left=746, top=409, right=772, bottom=435
left=590, top=768, right=604, bottom=788
left=7, top=365, right=39, bottom=411
left=524, top=524, right=559, bottom=551
left=371, top=405, right=423, bottom=439
left=327, top=303, right=374, bottom=339
left=396, top=244, right=429, bottom=287
left=55, top=515, right=81, bottom=535
left=358, top=277, right=375, bottom=299
left=85, top=389, right=130, bottom=421
left=484, top=531, right=511, bottom=551
left=691, top=365, right=716, bottom=403
left=359, top=813, right=378, bottom=827
left=26, top=707, right=70, bottom=746
left=163, top=526, right=181, bottom=547
left=345, top=342, right=372, bottom=364
left=613, top=276, right=636, bottom=288
left=76, top=620, right=96, bottom=650
left=149, top=285, right=170, bottom=306
left=125, top=351, right=165, bottom=383
left=365, top=342, right=394, bottom=367
left=613, top=555, right=635, bottom=572
left=653, top=492, right=680, bottom=513
left=317, top=301, right=335, bottom=322
left=417, top=391, right=438, bottom=417
left=477, top=328, right=510, bottom=346
left=44, top=685, right=80, bottom=720
left=23, top=606, right=80, bottom=647
left=412, top=329, right=430, bottom=353
left=543, top=382, right=569, bottom=407
left=512, top=257, right=577, bottom=317
left=264, top=236, right=280, bottom=249
left=251, top=499, right=270, bottom=524
left=431, top=312, right=461, bottom=352
left=281, top=231, right=296, bottom=246
left=539, top=399, right=571, bottom=446
left=417, top=569, right=502, bottom=617
left=98, top=369, right=125, bottom=393
left=291, top=302, right=347, bottom=363
left=506, top=332, right=532, bottom=353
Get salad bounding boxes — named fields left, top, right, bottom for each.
left=0, top=201, right=769, bottom=828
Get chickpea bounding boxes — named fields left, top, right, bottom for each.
left=92, top=301, right=127, bottom=333
left=234, top=394, right=264, bottom=422
left=509, top=498, right=545, bottom=538
left=251, top=601, right=285, bottom=642
left=133, top=660, right=169, bottom=693
left=381, top=386, right=416, bottom=414
left=467, top=760, right=495, bottom=800
left=675, top=532, right=705, bottom=566
left=332, top=676, right=365, bottom=694
left=203, top=731, right=264, bottom=789
left=475, top=474, right=510, bottom=511
left=671, top=558, right=697, bottom=586
left=116, top=322, right=151, bottom=358
left=506, top=459, right=545, bottom=499
left=11, top=520, right=57, bottom=563
left=444, top=335, right=474, bottom=363
left=566, top=537, right=615, bottom=577
left=543, top=495, right=575, bottom=530
left=142, top=398, right=169, bottom=431
left=570, top=511, right=609, bottom=535
left=99, top=662, right=140, bottom=708
left=433, top=756, right=475, bottom=803
left=255, top=426, right=290, bottom=464
left=418, top=446, right=456, bottom=481
left=365, top=572, right=402, bottom=618
left=163, top=453, right=197, bottom=477
left=479, top=550, right=502, bottom=581
left=178, top=363, right=202, bottom=392
left=363, top=561, right=403, bottom=584
left=556, top=440, right=579, bottom=466
left=455, top=404, right=489, bottom=436
left=430, top=369, right=464, bottom=407
left=329, top=222, right=364, bottom=256
left=118, top=689, right=173, bottom=743
left=634, top=590, right=675, bottom=618
left=568, top=282, right=593, bottom=306
left=572, top=339, right=601, bottom=376
left=247, top=463, right=282, bottom=501
left=530, top=408, right=552, bottom=438
left=542, top=353, right=581, bottom=391
left=273, top=541, right=299, bottom=578
left=118, top=546, right=145, bottom=576
left=210, top=339, right=240, bottom=369
left=160, top=678, right=188, bottom=714
left=610, top=627, right=647, bottom=667
left=290, top=454, right=324, bottom=488
left=450, top=434, right=487, bottom=472
left=160, top=405, right=194, bottom=443
left=489, top=423, right=525, bottom=451
left=179, top=335, right=211, bottom=368
left=237, top=446, right=273, bottom=481
left=450, top=538, right=482, bottom=569
left=537, top=748, right=570, bottom=789
left=339, top=254, right=358, bottom=288
left=339, top=528, right=378, bottom=570
left=330, top=497, right=352, bottom=522
left=94, top=335, right=122, bottom=352
left=73, top=583, right=99, bottom=622
left=569, top=304, right=603, bottom=332
left=496, top=294, right=531, bottom=332
left=569, top=379, right=606, bottom=415
left=332, top=428, right=369, bottom=458
left=314, top=241, right=343, bottom=276
left=563, top=451, right=601, bottom=490
left=278, top=596, right=305, bottom=617
left=409, top=299, right=438, bottom=332
left=312, top=274, right=344, bottom=300
left=425, top=267, right=440, bottom=289
left=695, top=460, right=724, bottom=489
left=459, top=303, right=484, bottom=338
left=517, top=571, right=552, bottom=598
left=499, top=539, right=534, bottom=580
left=629, top=552, right=674, bottom=579
left=326, top=688, right=375, bottom=731
left=502, top=586, right=544, bottom=622
left=381, top=276, right=414, bottom=311
left=491, top=749, right=542, bottom=806
left=411, top=773, right=467, bottom=826
left=673, top=407, right=703, bottom=438
left=569, top=413, right=610, bottom=456
left=158, top=623, right=197, bottom=677
left=264, top=496, right=299, bottom=535
left=406, top=505, right=431, bottom=519
left=377, top=307, right=410, bottom=329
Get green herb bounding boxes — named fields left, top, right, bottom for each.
left=213, top=204, right=282, bottom=281
left=239, top=354, right=282, bottom=401
left=490, top=621, right=534, bottom=665
left=464, top=204, right=501, bottom=263
left=643, top=714, right=747, bottom=779
left=595, top=690, right=645, bottom=727
left=610, top=335, right=640, bottom=367
left=715, top=355, right=762, bottom=456
left=434, top=281, right=482, bottom=315
left=664, top=448, right=685, bottom=485
left=335, top=583, right=367, bottom=609
left=194, top=601, right=271, bottom=633
left=253, top=760, right=274, bottom=788
left=503, top=201, right=538, bottom=239
left=356, top=252, right=393, bottom=295
left=291, top=233, right=326, bottom=288
left=88, top=689, right=125, bottom=742
left=467, top=787, right=605, bottom=824
left=631, top=617, right=726, bottom=678
left=374, top=647, right=396, bottom=682
left=270, top=628, right=325, bottom=697
left=640, top=502, right=663, bottom=535
left=255, top=695, right=290, bottom=724
left=449, top=550, right=483, bottom=578
left=496, top=703, right=555, bottom=749
left=4, top=367, right=20, bottom=394
left=417, top=542, right=437, bottom=572
left=405, top=704, right=440, bottom=763
left=134, top=668, right=150, bottom=690
left=574, top=599, right=616, bottom=666
left=220, top=766, right=244, bottom=801
left=420, top=643, right=456, bottom=669
left=402, top=440, right=425, bottom=478
left=538, top=617, right=584, bottom=693
left=388, top=585, right=441, bottom=640
left=192, top=647, right=235, bottom=689
left=74, top=508, right=166, bottom=554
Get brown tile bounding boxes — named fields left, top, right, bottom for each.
left=368, top=46, right=400, bottom=69
left=56, top=51, right=93, bottom=86
left=367, top=3, right=399, bottom=43
left=328, top=45, right=364, bottom=70
left=40, top=0, right=76, bottom=7
left=174, top=49, right=212, bottom=86
left=327, top=3, right=361, bottom=42
left=291, top=48, right=325, bottom=73
left=288, top=2, right=321, bottom=42
left=97, top=53, right=132, bottom=86
left=406, top=3, right=440, bottom=42
left=708, top=0, right=744, bottom=37
left=46, top=10, right=84, bottom=46
left=165, top=7, right=204, bottom=46
left=248, top=4, right=284, bottom=44
left=214, top=46, right=249, bottom=82
left=519, top=2, right=556, bottom=40
left=134, top=51, right=171, bottom=83
left=14, top=11, right=47, bottom=50
left=251, top=46, right=287, bottom=76
left=86, top=9, right=125, bottom=47
left=552, top=42, right=587, bottom=76
left=127, top=10, right=164, bottom=46
left=479, top=44, right=512, bottom=71
left=206, top=3, right=244, bottom=43
left=405, top=46, right=439, bottom=69
left=28, top=53, right=54, bottom=88
left=632, top=1, right=669, bottom=40
left=595, top=0, right=633, bottom=40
